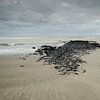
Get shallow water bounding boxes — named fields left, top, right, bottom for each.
left=0, top=36, right=100, bottom=55
left=0, top=45, right=37, bottom=55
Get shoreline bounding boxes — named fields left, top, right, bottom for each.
left=0, top=49, right=100, bottom=100
left=0, top=37, right=100, bottom=100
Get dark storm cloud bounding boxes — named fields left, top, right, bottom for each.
left=0, top=0, right=100, bottom=36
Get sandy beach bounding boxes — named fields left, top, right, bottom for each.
left=1, top=0, right=100, bottom=99
left=0, top=37, right=100, bottom=100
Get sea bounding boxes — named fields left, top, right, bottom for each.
left=0, top=35, right=100, bottom=55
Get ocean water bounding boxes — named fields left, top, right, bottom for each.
left=0, top=45, right=37, bottom=55
left=0, top=36, right=100, bottom=55
left=0, top=36, right=65, bottom=55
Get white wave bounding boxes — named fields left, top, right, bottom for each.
left=0, top=46, right=38, bottom=55
left=0, top=43, right=21, bottom=46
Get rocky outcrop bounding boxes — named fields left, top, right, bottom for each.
left=35, top=40, right=100, bottom=75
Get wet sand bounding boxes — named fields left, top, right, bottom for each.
left=0, top=48, right=100, bottom=100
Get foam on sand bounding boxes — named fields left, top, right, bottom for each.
left=0, top=45, right=37, bottom=55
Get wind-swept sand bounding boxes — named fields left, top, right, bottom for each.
left=0, top=49, right=100, bottom=100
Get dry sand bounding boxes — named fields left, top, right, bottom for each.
left=0, top=49, right=100, bottom=100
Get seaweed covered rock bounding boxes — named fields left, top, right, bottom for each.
left=35, top=40, right=100, bottom=75
left=35, top=45, right=57, bottom=56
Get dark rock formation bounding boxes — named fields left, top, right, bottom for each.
left=32, top=47, right=36, bottom=49
left=20, top=65, right=25, bottom=67
left=35, top=45, right=57, bottom=56
left=35, top=40, right=100, bottom=75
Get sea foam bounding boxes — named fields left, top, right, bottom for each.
left=0, top=45, right=37, bottom=55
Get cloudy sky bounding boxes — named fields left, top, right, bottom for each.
left=0, top=0, right=100, bottom=36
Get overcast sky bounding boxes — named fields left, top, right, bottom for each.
left=0, top=0, right=100, bottom=36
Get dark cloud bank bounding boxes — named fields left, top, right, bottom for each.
left=0, top=0, right=100, bottom=36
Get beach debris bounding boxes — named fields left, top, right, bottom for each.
left=29, top=53, right=32, bottom=55
left=35, top=40, right=100, bottom=75
left=32, top=47, right=36, bottom=49
left=82, top=69, right=87, bottom=73
left=20, top=65, right=25, bottom=67
left=33, top=53, right=37, bottom=55
left=35, top=45, right=57, bottom=56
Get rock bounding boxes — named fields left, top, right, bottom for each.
left=33, top=53, right=36, bottom=55
left=32, top=47, right=36, bottom=49
left=74, top=72, right=79, bottom=75
left=35, top=40, right=100, bottom=75
left=20, top=65, right=25, bottom=67
left=35, top=45, right=57, bottom=56
left=82, top=69, right=87, bottom=73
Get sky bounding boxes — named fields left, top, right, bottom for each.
left=0, top=0, right=100, bottom=37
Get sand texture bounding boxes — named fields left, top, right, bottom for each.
left=0, top=48, right=100, bottom=100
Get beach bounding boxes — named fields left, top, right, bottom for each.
left=0, top=36, right=100, bottom=100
